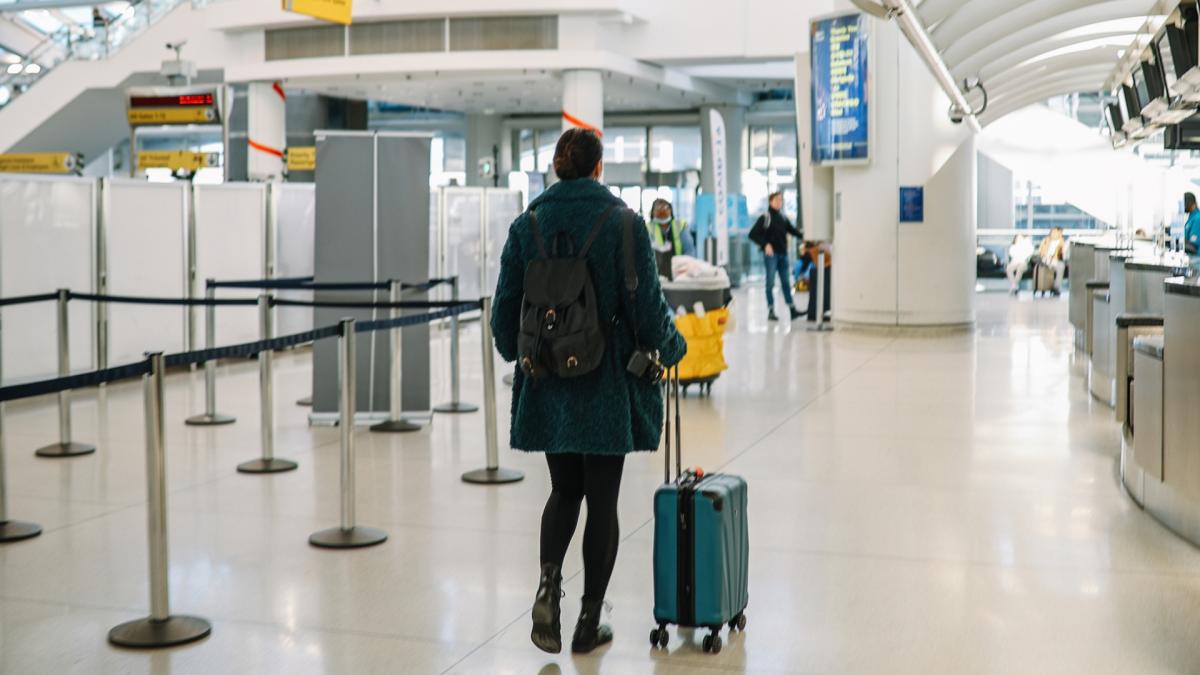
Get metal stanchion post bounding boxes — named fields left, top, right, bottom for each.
left=186, top=280, right=235, bottom=426
left=371, top=280, right=421, bottom=432
left=462, top=297, right=523, bottom=485
left=238, top=295, right=298, bottom=474
left=310, top=319, right=388, bottom=548
left=807, top=247, right=833, bottom=334
left=108, top=352, right=211, bottom=648
left=0, top=314, right=41, bottom=543
left=434, top=276, right=478, bottom=413
left=35, top=289, right=95, bottom=458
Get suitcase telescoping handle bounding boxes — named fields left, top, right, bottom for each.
left=663, top=365, right=682, bottom=484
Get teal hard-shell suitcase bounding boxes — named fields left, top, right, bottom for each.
left=650, top=369, right=748, bottom=654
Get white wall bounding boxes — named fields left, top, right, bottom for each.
left=831, top=14, right=976, bottom=327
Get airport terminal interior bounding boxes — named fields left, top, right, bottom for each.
left=6, top=0, right=1200, bottom=673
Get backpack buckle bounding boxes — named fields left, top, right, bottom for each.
left=566, top=356, right=578, bottom=369
left=543, top=308, right=557, bottom=332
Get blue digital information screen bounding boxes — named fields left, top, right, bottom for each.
left=811, top=13, right=869, bottom=163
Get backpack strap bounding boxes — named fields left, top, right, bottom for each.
left=528, top=209, right=549, bottom=259
left=579, top=205, right=618, bottom=258
left=621, top=208, right=638, bottom=295
left=620, top=208, right=643, bottom=344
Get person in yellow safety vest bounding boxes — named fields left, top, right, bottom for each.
left=647, top=198, right=696, bottom=257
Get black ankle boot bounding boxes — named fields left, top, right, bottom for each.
left=530, top=563, right=563, bottom=653
left=571, top=598, right=613, bottom=653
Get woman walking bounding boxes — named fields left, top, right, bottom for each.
left=490, top=128, right=686, bottom=654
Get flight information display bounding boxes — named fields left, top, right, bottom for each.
left=1158, top=31, right=1178, bottom=96
left=811, top=12, right=869, bottom=164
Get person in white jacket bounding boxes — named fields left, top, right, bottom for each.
left=1006, top=234, right=1034, bottom=295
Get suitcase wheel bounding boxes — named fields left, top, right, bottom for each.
left=729, top=612, right=747, bottom=632
left=649, top=625, right=669, bottom=649
left=702, top=631, right=723, bottom=654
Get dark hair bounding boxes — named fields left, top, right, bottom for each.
left=768, top=191, right=784, bottom=203
left=651, top=198, right=673, bottom=219
left=553, top=128, right=603, bottom=180
left=1187, top=192, right=1197, bottom=210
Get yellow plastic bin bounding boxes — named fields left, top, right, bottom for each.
left=674, top=308, right=730, bottom=395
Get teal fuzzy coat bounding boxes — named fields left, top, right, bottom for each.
left=491, top=177, right=686, bottom=455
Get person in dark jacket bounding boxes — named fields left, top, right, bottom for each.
left=491, top=128, right=687, bottom=655
left=749, top=191, right=804, bottom=321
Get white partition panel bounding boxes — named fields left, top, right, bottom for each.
left=194, top=183, right=266, bottom=346
left=105, top=180, right=188, bottom=365
left=442, top=188, right=484, bottom=301
left=276, top=182, right=315, bottom=337
left=484, top=188, right=522, bottom=296
left=0, top=175, right=95, bottom=381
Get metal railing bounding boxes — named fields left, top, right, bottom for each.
left=0, top=0, right=201, bottom=110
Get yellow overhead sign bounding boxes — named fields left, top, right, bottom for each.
left=282, top=0, right=351, bottom=25
left=0, top=152, right=79, bottom=174
left=137, top=151, right=218, bottom=172
left=127, top=107, right=217, bottom=125
left=286, top=146, right=316, bottom=171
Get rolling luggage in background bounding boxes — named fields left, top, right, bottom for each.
left=650, top=368, right=748, bottom=654
left=1033, top=261, right=1055, bottom=296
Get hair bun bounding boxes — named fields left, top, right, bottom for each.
left=553, top=128, right=603, bottom=181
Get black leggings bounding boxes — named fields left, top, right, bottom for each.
left=541, top=453, right=626, bottom=602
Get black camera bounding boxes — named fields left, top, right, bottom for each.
left=626, top=349, right=665, bottom=384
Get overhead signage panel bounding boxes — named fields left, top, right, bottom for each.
left=283, top=0, right=352, bottom=25
left=128, top=108, right=217, bottom=125
left=126, top=86, right=222, bottom=126
left=811, top=12, right=870, bottom=164
left=137, top=151, right=218, bottom=171
left=0, top=152, right=80, bottom=174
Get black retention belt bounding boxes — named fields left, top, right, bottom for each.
left=0, top=360, right=151, bottom=403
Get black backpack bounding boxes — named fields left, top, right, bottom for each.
left=518, top=204, right=629, bottom=379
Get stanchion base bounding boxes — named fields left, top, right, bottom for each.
left=34, top=442, right=96, bottom=459
left=184, top=413, right=236, bottom=426
left=309, top=526, right=388, bottom=549
left=296, top=396, right=313, bottom=407
left=462, top=467, right=525, bottom=484
left=369, top=419, right=422, bottom=433
left=806, top=324, right=834, bottom=333
left=433, top=401, right=479, bottom=414
left=0, top=520, right=42, bottom=543
left=237, top=458, right=299, bottom=474
left=108, top=615, right=212, bottom=649
left=502, top=374, right=514, bottom=387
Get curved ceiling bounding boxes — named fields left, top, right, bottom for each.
left=912, top=0, right=1162, bottom=126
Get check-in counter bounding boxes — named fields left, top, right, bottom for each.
left=1123, top=335, right=1164, bottom=506
left=1068, top=240, right=1096, bottom=349
left=1124, top=278, right=1200, bottom=545
left=1084, top=280, right=1109, bottom=360
left=1109, top=256, right=1184, bottom=423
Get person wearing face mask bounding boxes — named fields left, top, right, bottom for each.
left=646, top=198, right=696, bottom=258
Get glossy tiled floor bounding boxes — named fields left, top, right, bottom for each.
left=3, top=289, right=1200, bottom=674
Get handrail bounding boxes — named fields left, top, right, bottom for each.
left=0, top=0, right=195, bottom=109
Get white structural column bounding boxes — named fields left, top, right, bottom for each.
left=247, top=81, right=286, bottom=181
left=561, top=70, right=604, bottom=136
left=830, top=14, right=977, bottom=327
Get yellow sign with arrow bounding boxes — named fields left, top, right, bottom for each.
left=0, top=153, right=80, bottom=174
left=282, top=0, right=352, bottom=25
left=137, top=151, right=218, bottom=172
left=286, top=146, right=317, bottom=171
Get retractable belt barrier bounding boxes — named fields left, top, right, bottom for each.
left=206, top=276, right=456, bottom=293
left=0, top=292, right=59, bottom=307
left=0, top=290, right=515, bottom=649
